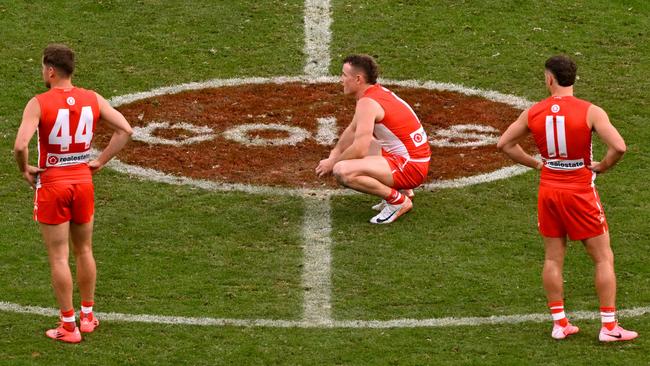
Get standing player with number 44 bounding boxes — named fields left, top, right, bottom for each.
left=14, top=44, right=133, bottom=343
left=497, top=55, right=637, bottom=342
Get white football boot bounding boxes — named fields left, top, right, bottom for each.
left=370, top=196, right=413, bottom=224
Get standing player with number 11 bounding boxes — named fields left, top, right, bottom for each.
left=498, top=55, right=636, bottom=342
left=14, top=44, right=133, bottom=343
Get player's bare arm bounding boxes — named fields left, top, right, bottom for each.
left=588, top=105, right=626, bottom=173
left=14, top=97, right=45, bottom=188
left=497, top=109, right=543, bottom=170
left=89, top=93, right=133, bottom=174
left=334, top=97, right=381, bottom=162
left=316, top=98, right=381, bottom=177
left=316, top=120, right=356, bottom=177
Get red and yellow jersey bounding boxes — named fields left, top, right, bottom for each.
left=363, top=84, right=431, bottom=162
left=528, top=95, right=594, bottom=189
left=35, top=87, right=100, bottom=186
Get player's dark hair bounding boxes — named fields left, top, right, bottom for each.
left=544, top=55, right=577, bottom=87
left=43, top=44, right=75, bottom=77
left=343, top=54, right=379, bottom=84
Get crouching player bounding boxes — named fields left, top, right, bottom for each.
left=316, top=54, right=430, bottom=224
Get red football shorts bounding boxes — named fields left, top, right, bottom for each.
left=382, top=152, right=430, bottom=190
left=34, top=183, right=95, bottom=225
left=537, top=184, right=608, bottom=241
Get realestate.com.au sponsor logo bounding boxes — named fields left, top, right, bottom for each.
left=46, top=152, right=91, bottom=167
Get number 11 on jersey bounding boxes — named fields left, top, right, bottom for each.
left=545, top=115, right=567, bottom=158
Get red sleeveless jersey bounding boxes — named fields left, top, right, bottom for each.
left=363, top=84, right=431, bottom=161
left=35, top=87, right=100, bottom=185
left=528, top=95, right=594, bottom=189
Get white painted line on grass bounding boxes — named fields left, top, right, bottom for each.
left=101, top=152, right=339, bottom=198
left=108, top=76, right=533, bottom=111
left=315, top=116, right=338, bottom=146
left=103, top=150, right=532, bottom=198
left=132, top=122, right=215, bottom=146
left=2, top=301, right=649, bottom=329
left=303, top=0, right=332, bottom=77
left=106, top=75, right=534, bottom=197
left=301, top=196, right=333, bottom=325
left=422, top=164, right=532, bottom=190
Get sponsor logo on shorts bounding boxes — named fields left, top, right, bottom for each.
left=544, top=158, right=584, bottom=171
left=46, top=152, right=91, bottom=167
left=409, top=126, right=427, bottom=147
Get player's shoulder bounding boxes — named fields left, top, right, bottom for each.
left=74, top=88, right=104, bottom=107
left=363, top=83, right=389, bottom=97
left=530, top=96, right=553, bottom=110
left=568, top=96, right=593, bottom=108
left=23, top=96, right=41, bottom=115
left=586, top=103, right=608, bottom=121
left=35, top=88, right=55, bottom=100
left=73, top=86, right=100, bottom=98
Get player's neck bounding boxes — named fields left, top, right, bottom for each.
left=550, top=85, right=573, bottom=98
left=355, top=84, right=373, bottom=100
left=49, top=79, right=74, bottom=90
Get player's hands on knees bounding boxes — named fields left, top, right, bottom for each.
left=316, top=158, right=335, bottom=178
left=22, top=165, right=44, bottom=189
left=88, top=159, right=104, bottom=175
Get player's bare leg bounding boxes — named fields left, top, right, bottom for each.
left=542, top=236, right=578, bottom=339
left=372, top=188, right=414, bottom=211
left=583, top=232, right=637, bottom=341
left=41, top=222, right=74, bottom=312
left=582, top=233, right=616, bottom=307
left=542, top=236, right=567, bottom=302
left=359, top=141, right=417, bottom=212
left=364, top=140, right=398, bottom=210
left=71, top=219, right=96, bottom=304
left=333, top=156, right=394, bottom=197
left=71, top=218, right=100, bottom=332
left=41, top=222, right=81, bottom=342
left=333, top=157, right=412, bottom=224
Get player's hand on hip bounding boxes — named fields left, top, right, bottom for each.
left=22, top=165, right=44, bottom=189
left=316, top=158, right=334, bottom=178
left=88, top=159, right=104, bottom=175
left=589, top=161, right=603, bottom=173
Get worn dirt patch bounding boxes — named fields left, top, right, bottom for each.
left=94, top=82, right=535, bottom=188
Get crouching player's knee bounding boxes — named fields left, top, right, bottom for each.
left=333, top=161, right=352, bottom=186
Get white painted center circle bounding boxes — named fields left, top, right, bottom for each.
left=106, top=75, right=534, bottom=196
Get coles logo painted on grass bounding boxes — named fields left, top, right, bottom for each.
left=94, top=77, right=535, bottom=190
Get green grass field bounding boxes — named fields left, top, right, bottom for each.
left=1, top=0, right=650, bottom=364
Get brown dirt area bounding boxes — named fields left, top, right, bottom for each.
left=94, top=82, right=536, bottom=188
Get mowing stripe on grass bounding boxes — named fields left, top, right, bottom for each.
left=2, top=301, right=648, bottom=329
left=301, top=196, right=333, bottom=324
left=303, top=0, right=331, bottom=77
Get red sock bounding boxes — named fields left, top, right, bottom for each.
left=81, top=300, right=94, bottom=320
left=61, top=308, right=76, bottom=332
left=548, top=301, right=569, bottom=327
left=600, top=306, right=616, bottom=331
left=385, top=189, right=405, bottom=205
